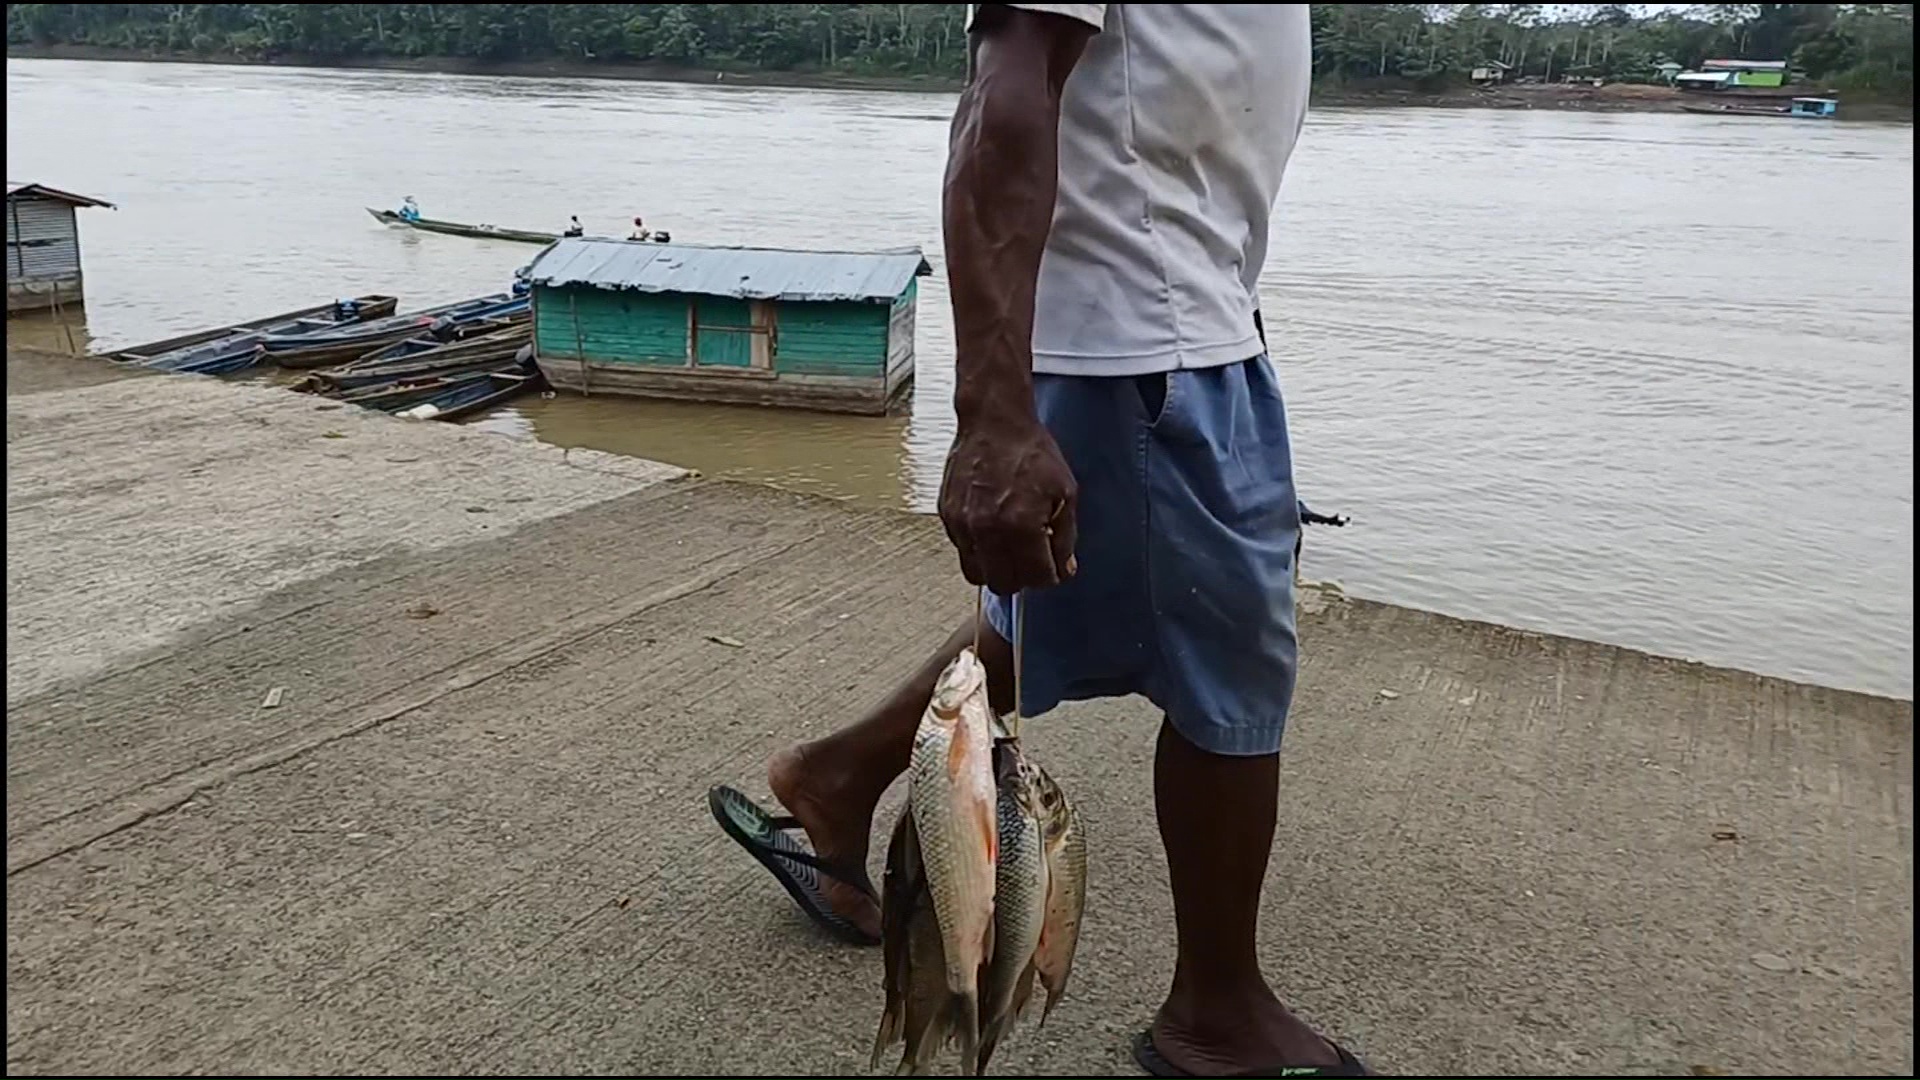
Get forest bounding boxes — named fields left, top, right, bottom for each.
left=7, top=4, right=1914, bottom=101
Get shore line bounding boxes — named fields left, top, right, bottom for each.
left=9, top=344, right=1913, bottom=708
left=14, top=45, right=1912, bottom=120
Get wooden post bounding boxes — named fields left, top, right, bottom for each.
left=567, top=290, right=591, bottom=397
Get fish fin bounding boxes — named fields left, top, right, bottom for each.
left=976, top=1017, right=1007, bottom=1074
left=1039, top=978, right=1067, bottom=1028
left=947, top=697, right=977, bottom=771
left=950, top=991, right=982, bottom=1077
left=903, top=989, right=948, bottom=1075
left=871, top=1018, right=897, bottom=1071
left=973, top=781, right=999, bottom=867
left=1010, top=960, right=1039, bottom=1023
left=978, top=961, right=1037, bottom=1074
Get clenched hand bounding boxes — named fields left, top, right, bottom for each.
left=938, top=414, right=1078, bottom=596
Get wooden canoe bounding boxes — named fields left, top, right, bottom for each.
left=112, top=295, right=400, bottom=376
left=366, top=207, right=558, bottom=245
left=261, top=294, right=528, bottom=370
left=342, top=370, right=544, bottom=422
left=1678, top=103, right=1790, bottom=118
left=298, top=324, right=533, bottom=393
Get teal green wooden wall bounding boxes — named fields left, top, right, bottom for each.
left=773, top=300, right=889, bottom=378
left=534, top=286, right=686, bottom=366
left=536, top=284, right=905, bottom=379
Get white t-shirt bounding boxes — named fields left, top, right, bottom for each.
left=963, top=4, right=1312, bottom=376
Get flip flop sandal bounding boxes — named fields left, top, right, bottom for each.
left=1133, top=1029, right=1374, bottom=1078
left=707, top=784, right=881, bottom=947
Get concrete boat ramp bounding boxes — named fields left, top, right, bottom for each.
left=6, top=350, right=1912, bottom=1076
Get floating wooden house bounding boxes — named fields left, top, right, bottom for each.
left=6, top=181, right=116, bottom=316
left=1789, top=96, right=1839, bottom=119
left=524, top=238, right=931, bottom=415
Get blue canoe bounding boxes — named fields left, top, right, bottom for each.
left=118, top=295, right=400, bottom=376
left=300, top=322, right=533, bottom=393
left=259, top=293, right=530, bottom=370
left=347, top=313, right=527, bottom=366
left=340, top=370, right=544, bottom=422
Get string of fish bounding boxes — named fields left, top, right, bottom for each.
left=872, top=587, right=1089, bottom=1076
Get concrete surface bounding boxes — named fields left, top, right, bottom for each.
left=5, top=350, right=683, bottom=703
left=5, top=355, right=1913, bottom=1076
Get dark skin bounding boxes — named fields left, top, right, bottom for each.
left=937, top=3, right=1082, bottom=594
left=767, top=5, right=1340, bottom=1073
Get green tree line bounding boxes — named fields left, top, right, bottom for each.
left=7, top=4, right=1913, bottom=100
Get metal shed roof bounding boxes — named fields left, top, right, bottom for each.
left=521, top=238, right=933, bottom=303
left=5, top=182, right=117, bottom=209
left=1702, top=59, right=1788, bottom=72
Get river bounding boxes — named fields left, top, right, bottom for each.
left=6, top=58, right=1913, bottom=700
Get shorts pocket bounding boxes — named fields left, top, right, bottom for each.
left=1132, top=372, right=1172, bottom=428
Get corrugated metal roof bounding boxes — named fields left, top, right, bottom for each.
left=1702, top=59, right=1788, bottom=71
left=5, top=182, right=116, bottom=209
left=521, top=238, right=932, bottom=303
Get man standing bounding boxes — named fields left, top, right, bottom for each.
left=711, top=4, right=1363, bottom=1075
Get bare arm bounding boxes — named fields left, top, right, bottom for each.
left=938, top=5, right=1095, bottom=594
left=944, top=5, right=1093, bottom=425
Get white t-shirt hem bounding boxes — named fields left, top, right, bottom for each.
left=1030, top=332, right=1264, bottom=377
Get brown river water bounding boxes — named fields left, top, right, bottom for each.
left=6, top=59, right=1913, bottom=699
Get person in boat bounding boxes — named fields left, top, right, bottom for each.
left=629, top=216, right=652, bottom=241
left=712, top=6, right=1366, bottom=1078
left=563, top=215, right=584, bottom=238
left=398, top=196, right=421, bottom=223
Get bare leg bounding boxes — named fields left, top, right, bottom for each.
left=767, top=611, right=1013, bottom=940
left=1149, top=720, right=1341, bottom=1072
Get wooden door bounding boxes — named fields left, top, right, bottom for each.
left=693, top=297, right=754, bottom=368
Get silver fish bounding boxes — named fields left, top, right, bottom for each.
left=872, top=809, right=956, bottom=1076
left=1030, top=761, right=1087, bottom=1024
left=975, top=740, right=1051, bottom=1073
left=906, top=647, right=998, bottom=1074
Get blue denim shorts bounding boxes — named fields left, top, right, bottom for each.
left=984, top=355, right=1301, bottom=756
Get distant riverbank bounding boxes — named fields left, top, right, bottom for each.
left=14, top=44, right=1911, bottom=121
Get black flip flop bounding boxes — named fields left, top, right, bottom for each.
left=707, top=784, right=880, bottom=947
left=1133, top=1030, right=1373, bottom=1078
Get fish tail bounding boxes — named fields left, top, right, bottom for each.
left=1009, top=962, right=1038, bottom=1025
left=914, top=1005, right=952, bottom=1069
left=1038, top=983, right=1066, bottom=1028
left=975, top=1013, right=1009, bottom=1075
left=870, top=1014, right=898, bottom=1071
left=949, top=991, right=982, bottom=1076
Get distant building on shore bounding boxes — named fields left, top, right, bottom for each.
left=1470, top=60, right=1514, bottom=86
left=6, top=181, right=115, bottom=316
left=1677, top=59, right=1791, bottom=92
